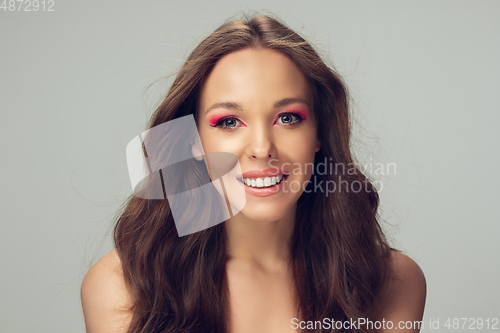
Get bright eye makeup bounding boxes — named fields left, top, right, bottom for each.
left=273, top=111, right=307, bottom=126
left=209, top=116, right=246, bottom=130
left=207, top=108, right=309, bottom=131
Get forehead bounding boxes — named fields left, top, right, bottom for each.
left=198, top=48, right=313, bottom=111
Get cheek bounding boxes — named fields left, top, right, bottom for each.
left=197, top=127, right=241, bottom=154
left=197, top=126, right=214, bottom=153
left=278, top=130, right=318, bottom=168
left=198, top=133, right=218, bottom=153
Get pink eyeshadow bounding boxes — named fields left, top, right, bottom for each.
left=206, top=112, right=246, bottom=127
left=207, top=115, right=222, bottom=126
left=206, top=112, right=229, bottom=126
left=292, top=109, right=309, bottom=120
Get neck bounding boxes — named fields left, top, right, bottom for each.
left=224, top=203, right=296, bottom=271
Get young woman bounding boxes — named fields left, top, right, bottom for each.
left=81, top=14, right=426, bottom=333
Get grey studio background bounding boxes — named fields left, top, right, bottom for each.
left=1, top=0, right=498, bottom=332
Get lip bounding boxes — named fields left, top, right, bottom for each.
left=238, top=168, right=288, bottom=179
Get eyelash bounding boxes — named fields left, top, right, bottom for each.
left=211, top=112, right=305, bottom=131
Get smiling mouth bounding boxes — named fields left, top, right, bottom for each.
left=237, top=174, right=289, bottom=188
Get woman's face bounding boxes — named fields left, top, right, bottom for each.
left=197, top=47, right=320, bottom=223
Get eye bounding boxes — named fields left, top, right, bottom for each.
left=275, top=112, right=304, bottom=126
left=212, top=117, right=244, bottom=130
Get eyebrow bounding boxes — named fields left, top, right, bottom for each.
left=205, top=97, right=309, bottom=114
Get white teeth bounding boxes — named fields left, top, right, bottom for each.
left=263, top=177, right=271, bottom=187
left=241, top=175, right=286, bottom=188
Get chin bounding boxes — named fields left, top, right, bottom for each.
left=234, top=202, right=294, bottom=224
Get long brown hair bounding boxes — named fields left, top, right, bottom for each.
left=114, top=13, right=392, bottom=333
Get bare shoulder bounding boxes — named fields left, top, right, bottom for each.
left=374, top=250, right=427, bottom=332
left=388, top=250, right=426, bottom=291
left=81, top=249, right=134, bottom=333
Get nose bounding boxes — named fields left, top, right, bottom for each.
left=245, top=124, right=277, bottom=160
